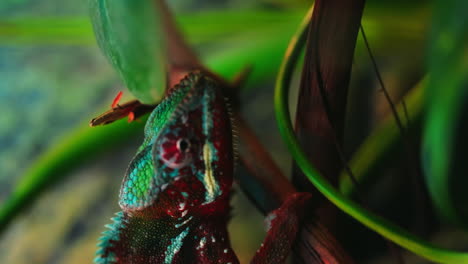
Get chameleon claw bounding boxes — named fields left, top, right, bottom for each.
left=112, top=91, right=123, bottom=109
left=127, top=112, right=135, bottom=123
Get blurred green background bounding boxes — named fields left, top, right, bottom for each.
left=1, top=0, right=467, bottom=263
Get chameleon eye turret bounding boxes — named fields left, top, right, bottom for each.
left=176, top=138, right=190, bottom=153
left=158, top=136, right=194, bottom=169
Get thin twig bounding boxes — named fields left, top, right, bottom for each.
left=360, top=25, right=428, bottom=235
left=359, top=25, right=407, bottom=134
left=309, top=2, right=363, bottom=200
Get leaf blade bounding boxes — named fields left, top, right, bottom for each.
left=89, top=0, right=166, bottom=103
left=423, top=0, right=468, bottom=224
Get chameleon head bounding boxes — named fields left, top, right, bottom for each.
left=118, top=72, right=234, bottom=218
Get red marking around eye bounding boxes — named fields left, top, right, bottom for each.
left=162, top=144, right=184, bottom=163
left=160, top=136, right=191, bottom=168
left=112, top=91, right=123, bottom=108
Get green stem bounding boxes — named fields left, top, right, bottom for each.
left=274, top=4, right=468, bottom=264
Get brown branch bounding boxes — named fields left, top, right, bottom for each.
left=154, top=0, right=201, bottom=70
left=233, top=111, right=354, bottom=263
left=291, top=0, right=365, bottom=261
left=235, top=113, right=295, bottom=213
left=293, top=0, right=365, bottom=190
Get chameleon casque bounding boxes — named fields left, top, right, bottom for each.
left=94, top=71, right=310, bottom=264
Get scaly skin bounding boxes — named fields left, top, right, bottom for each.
left=95, top=71, right=310, bottom=264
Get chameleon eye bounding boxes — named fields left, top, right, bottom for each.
left=177, top=138, right=191, bottom=153
left=158, top=136, right=192, bottom=169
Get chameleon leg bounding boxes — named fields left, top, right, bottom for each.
left=192, top=219, right=240, bottom=264
left=251, top=192, right=312, bottom=264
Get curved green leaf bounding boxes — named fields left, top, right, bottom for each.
left=422, top=0, right=468, bottom=225
left=274, top=5, right=468, bottom=263
left=89, top=0, right=166, bottom=103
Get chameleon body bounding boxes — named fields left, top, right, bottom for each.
left=95, top=72, right=309, bottom=264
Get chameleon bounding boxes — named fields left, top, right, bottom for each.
left=94, top=71, right=311, bottom=264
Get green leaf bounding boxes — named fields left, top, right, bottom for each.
left=423, top=0, right=468, bottom=225
left=89, top=0, right=166, bottom=104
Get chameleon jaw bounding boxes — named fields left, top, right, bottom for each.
left=119, top=174, right=186, bottom=213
